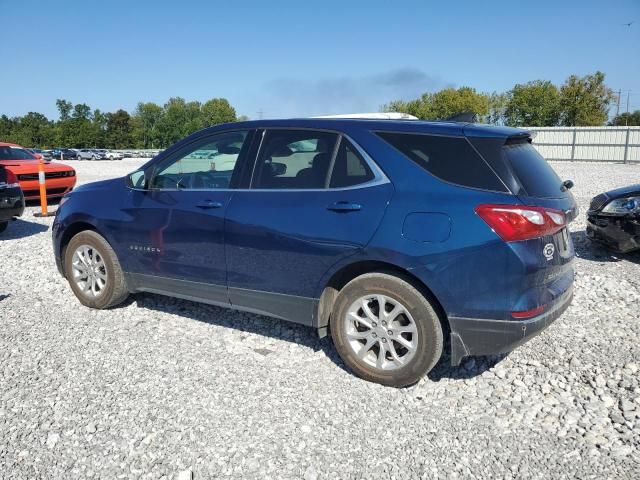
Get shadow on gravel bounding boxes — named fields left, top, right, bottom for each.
left=0, top=218, right=49, bottom=240
left=132, top=291, right=347, bottom=364
left=132, top=292, right=501, bottom=385
left=571, top=230, right=640, bottom=264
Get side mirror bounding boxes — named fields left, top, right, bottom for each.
left=561, top=179, right=574, bottom=191
left=271, top=162, right=287, bottom=176
left=34, top=153, right=44, bottom=161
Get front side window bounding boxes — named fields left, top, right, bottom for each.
left=151, top=131, right=248, bottom=190
left=253, top=130, right=339, bottom=189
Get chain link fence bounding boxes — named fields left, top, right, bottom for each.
left=528, top=126, right=640, bottom=163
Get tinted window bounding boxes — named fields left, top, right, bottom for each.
left=253, top=130, right=338, bottom=189
left=151, top=131, right=248, bottom=190
left=0, top=147, right=36, bottom=160
left=377, top=132, right=506, bottom=191
left=330, top=139, right=375, bottom=188
left=503, top=142, right=563, bottom=198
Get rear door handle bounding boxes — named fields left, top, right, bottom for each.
left=327, top=201, right=362, bottom=212
left=196, top=200, right=223, bottom=209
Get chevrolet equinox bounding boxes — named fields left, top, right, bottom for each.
left=52, top=117, right=577, bottom=387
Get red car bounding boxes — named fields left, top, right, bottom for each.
left=0, top=142, right=76, bottom=200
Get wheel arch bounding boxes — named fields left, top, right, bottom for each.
left=58, top=221, right=98, bottom=275
left=316, top=260, right=450, bottom=337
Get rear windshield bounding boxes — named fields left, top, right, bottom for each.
left=503, top=142, right=563, bottom=198
left=0, top=146, right=36, bottom=160
left=377, top=132, right=506, bottom=192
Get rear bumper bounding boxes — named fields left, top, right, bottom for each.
left=586, top=214, right=640, bottom=253
left=448, top=285, right=573, bottom=366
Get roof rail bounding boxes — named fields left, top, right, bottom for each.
left=313, top=112, right=419, bottom=120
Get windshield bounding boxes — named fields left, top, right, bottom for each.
left=0, top=146, right=36, bottom=160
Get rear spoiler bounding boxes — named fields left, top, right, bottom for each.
left=504, top=132, right=533, bottom=145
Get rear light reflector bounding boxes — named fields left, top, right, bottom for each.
left=475, top=204, right=566, bottom=241
left=511, top=304, right=547, bottom=319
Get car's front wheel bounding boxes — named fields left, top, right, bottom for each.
left=0, top=221, right=8, bottom=234
left=64, top=230, right=129, bottom=309
left=331, top=273, right=443, bottom=387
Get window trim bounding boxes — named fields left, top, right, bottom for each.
left=127, top=127, right=390, bottom=193
left=247, top=127, right=389, bottom=192
left=374, top=130, right=511, bottom=194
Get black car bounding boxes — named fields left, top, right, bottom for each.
left=0, top=165, right=25, bottom=234
left=587, top=184, right=640, bottom=253
left=50, top=149, right=78, bottom=160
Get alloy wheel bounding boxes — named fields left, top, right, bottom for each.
left=344, top=294, right=419, bottom=370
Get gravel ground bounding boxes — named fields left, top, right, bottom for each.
left=1, top=159, right=639, bottom=479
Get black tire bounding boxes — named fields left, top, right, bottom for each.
left=64, top=230, right=129, bottom=309
left=331, top=273, right=443, bottom=387
left=0, top=221, right=8, bottom=234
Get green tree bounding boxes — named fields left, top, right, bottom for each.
left=609, top=110, right=640, bottom=126
left=202, top=98, right=236, bottom=126
left=56, top=99, right=73, bottom=121
left=16, top=112, right=53, bottom=147
left=559, top=71, right=614, bottom=126
left=382, top=87, right=489, bottom=120
left=504, top=80, right=561, bottom=127
left=106, top=109, right=133, bottom=148
left=486, top=92, right=509, bottom=125
left=133, top=102, right=163, bottom=148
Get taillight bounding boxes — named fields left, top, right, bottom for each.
left=5, top=169, right=19, bottom=186
left=475, top=204, right=566, bottom=241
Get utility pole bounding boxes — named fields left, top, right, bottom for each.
left=615, top=89, right=621, bottom=118
left=257, top=109, right=264, bottom=120
left=625, top=91, right=630, bottom=126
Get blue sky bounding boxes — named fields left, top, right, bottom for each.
left=1, top=0, right=639, bottom=119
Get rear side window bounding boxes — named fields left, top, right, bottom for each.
left=503, top=142, right=562, bottom=198
left=377, top=132, right=506, bottom=191
left=329, top=139, right=374, bottom=188
left=253, top=130, right=339, bottom=189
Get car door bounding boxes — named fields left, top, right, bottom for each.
left=119, top=129, right=254, bottom=304
left=225, top=129, right=393, bottom=325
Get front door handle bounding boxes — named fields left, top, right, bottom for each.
left=327, top=201, right=362, bottom=212
left=196, top=200, right=223, bottom=209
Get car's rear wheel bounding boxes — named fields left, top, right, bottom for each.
left=331, top=273, right=443, bottom=387
left=64, top=230, right=129, bottom=309
left=0, top=221, right=8, bottom=234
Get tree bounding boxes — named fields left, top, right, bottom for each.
left=56, top=99, right=73, bottom=121
left=559, top=71, right=614, bottom=126
left=382, top=87, right=489, bottom=120
left=202, top=98, right=236, bottom=126
left=16, top=112, right=53, bottom=147
left=609, top=110, right=640, bottom=126
left=504, top=80, right=560, bottom=127
left=133, top=102, right=163, bottom=148
left=486, top=92, right=508, bottom=125
left=106, top=109, right=132, bottom=148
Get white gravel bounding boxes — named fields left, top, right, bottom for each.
left=1, top=159, right=639, bottom=479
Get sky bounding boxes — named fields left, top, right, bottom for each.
left=1, top=0, right=639, bottom=120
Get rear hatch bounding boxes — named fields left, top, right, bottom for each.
left=468, top=130, right=577, bottom=314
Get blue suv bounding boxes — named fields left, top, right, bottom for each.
left=52, top=118, right=577, bottom=387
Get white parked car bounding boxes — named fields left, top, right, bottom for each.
left=106, top=151, right=124, bottom=160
